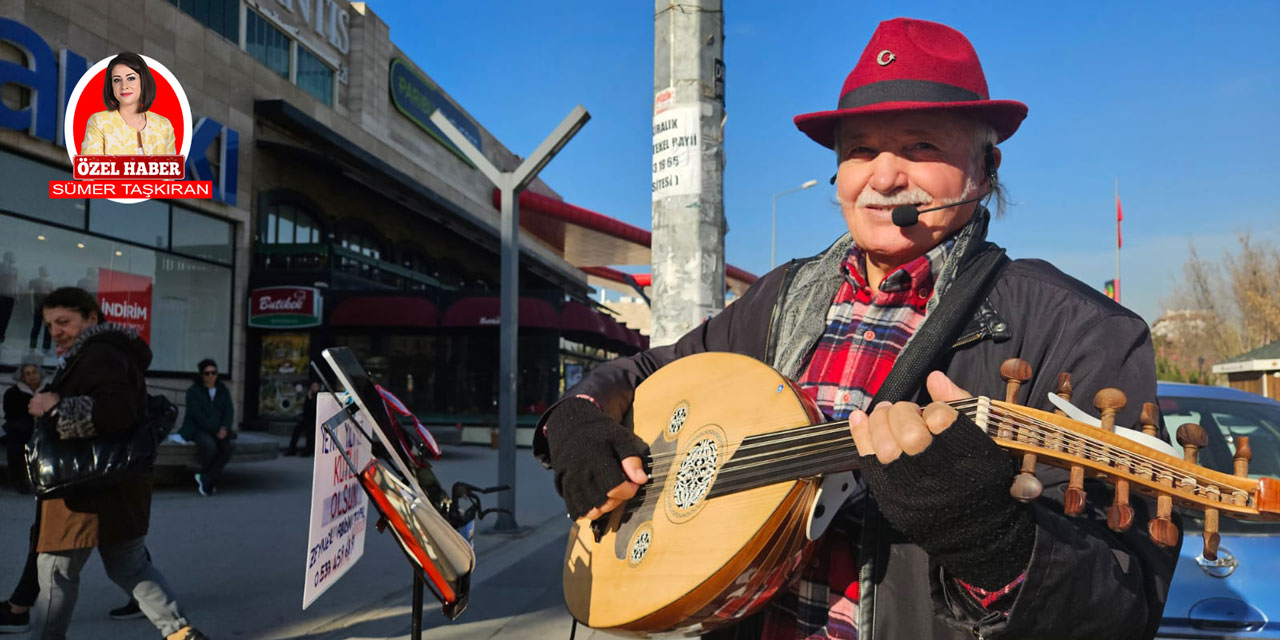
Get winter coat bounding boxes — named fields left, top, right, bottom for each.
left=3, top=381, right=44, bottom=441
left=180, top=380, right=233, bottom=440
left=36, top=323, right=153, bottom=552
left=534, top=212, right=1178, bottom=640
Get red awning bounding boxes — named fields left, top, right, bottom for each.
left=331, top=296, right=439, bottom=327
left=561, top=300, right=608, bottom=335
left=441, top=296, right=559, bottom=329
left=498, top=189, right=758, bottom=295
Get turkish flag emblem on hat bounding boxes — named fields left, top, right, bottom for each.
left=794, top=18, right=1028, bottom=149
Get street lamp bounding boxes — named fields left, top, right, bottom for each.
left=772, top=179, right=819, bottom=269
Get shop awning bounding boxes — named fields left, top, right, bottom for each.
left=497, top=189, right=758, bottom=296
left=441, top=296, right=559, bottom=329
left=561, top=300, right=608, bottom=335
left=331, top=296, right=439, bottom=327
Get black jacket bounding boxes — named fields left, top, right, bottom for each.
left=536, top=227, right=1178, bottom=639
left=3, top=382, right=43, bottom=441
left=181, top=380, right=234, bottom=440
left=37, top=322, right=153, bottom=551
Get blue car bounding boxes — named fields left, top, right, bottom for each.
left=1156, top=382, right=1280, bottom=639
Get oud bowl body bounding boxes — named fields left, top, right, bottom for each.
left=562, top=352, right=825, bottom=635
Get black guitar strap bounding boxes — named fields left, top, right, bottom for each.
left=870, top=245, right=1009, bottom=405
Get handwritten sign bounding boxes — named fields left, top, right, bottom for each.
left=651, top=104, right=701, bottom=201
left=302, top=393, right=371, bottom=609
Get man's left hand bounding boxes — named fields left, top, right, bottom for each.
left=28, top=392, right=61, bottom=417
left=849, top=370, right=970, bottom=462
left=217, top=427, right=228, bottom=440
left=846, top=370, right=1035, bottom=591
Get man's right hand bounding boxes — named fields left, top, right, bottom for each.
left=545, top=398, right=649, bottom=520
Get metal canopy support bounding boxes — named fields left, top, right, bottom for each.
left=429, top=107, right=590, bottom=531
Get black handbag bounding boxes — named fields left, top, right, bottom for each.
left=25, top=394, right=179, bottom=498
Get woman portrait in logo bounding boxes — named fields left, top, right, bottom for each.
left=79, top=52, right=176, bottom=155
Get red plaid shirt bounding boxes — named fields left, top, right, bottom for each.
left=759, top=240, right=1022, bottom=639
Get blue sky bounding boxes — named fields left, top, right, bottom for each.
left=374, top=1, right=1280, bottom=323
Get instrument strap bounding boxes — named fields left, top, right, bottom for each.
left=871, top=245, right=1010, bottom=405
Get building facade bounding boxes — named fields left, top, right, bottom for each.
left=0, top=0, right=637, bottom=433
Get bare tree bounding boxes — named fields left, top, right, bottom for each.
left=1224, top=232, right=1280, bottom=347
left=1160, top=231, right=1279, bottom=382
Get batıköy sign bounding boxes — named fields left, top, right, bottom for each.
left=249, top=286, right=323, bottom=328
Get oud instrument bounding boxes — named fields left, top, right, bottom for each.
left=562, top=352, right=1280, bottom=636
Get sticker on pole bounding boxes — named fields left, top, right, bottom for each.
left=652, top=104, right=701, bottom=200
left=303, top=393, right=372, bottom=609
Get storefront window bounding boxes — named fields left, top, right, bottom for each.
left=90, top=199, right=170, bottom=249
left=166, top=0, right=239, bottom=43
left=0, top=215, right=232, bottom=373
left=340, top=232, right=383, bottom=259
left=297, top=47, right=333, bottom=107
left=261, top=203, right=322, bottom=244
left=172, top=205, right=233, bottom=264
left=0, top=152, right=85, bottom=229
left=246, top=9, right=290, bottom=80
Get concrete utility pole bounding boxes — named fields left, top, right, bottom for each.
left=429, top=107, right=590, bottom=532
left=651, top=0, right=725, bottom=346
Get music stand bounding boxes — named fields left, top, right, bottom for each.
left=315, top=347, right=476, bottom=635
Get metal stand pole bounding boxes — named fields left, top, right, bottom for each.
left=411, top=570, right=424, bottom=640
left=429, top=107, right=590, bottom=532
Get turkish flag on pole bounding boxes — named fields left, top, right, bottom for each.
left=1116, top=194, right=1123, bottom=249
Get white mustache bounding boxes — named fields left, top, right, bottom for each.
left=853, top=186, right=934, bottom=209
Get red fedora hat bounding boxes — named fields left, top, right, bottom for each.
left=794, top=18, right=1027, bottom=149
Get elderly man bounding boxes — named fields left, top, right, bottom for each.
left=536, top=17, right=1177, bottom=640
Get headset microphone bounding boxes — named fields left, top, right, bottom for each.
left=891, top=192, right=988, bottom=228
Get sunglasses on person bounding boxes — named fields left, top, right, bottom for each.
left=202, top=370, right=218, bottom=377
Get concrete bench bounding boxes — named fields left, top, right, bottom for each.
left=0, top=432, right=279, bottom=472
left=155, top=432, right=281, bottom=467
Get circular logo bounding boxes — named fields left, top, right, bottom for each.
left=876, top=49, right=896, bottom=66
left=63, top=54, right=193, bottom=204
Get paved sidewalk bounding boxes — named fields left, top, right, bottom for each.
left=0, top=439, right=612, bottom=639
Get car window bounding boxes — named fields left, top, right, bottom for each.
left=1160, top=394, right=1280, bottom=534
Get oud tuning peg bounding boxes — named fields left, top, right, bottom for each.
left=1177, top=423, right=1219, bottom=559
left=997, top=358, right=1031, bottom=441
left=1000, top=358, right=1032, bottom=403
left=1177, top=423, right=1209, bottom=462
left=1046, top=373, right=1072, bottom=455
left=1010, top=453, right=1043, bottom=502
left=1107, top=480, right=1134, bottom=532
left=1047, top=372, right=1087, bottom=514
left=999, top=358, right=1040, bottom=500
left=1148, top=495, right=1179, bottom=548
left=1091, top=387, right=1130, bottom=526
left=1234, top=436, right=1252, bottom=478
left=1093, top=388, right=1127, bottom=433
left=1202, top=509, right=1221, bottom=561
left=1055, top=372, right=1073, bottom=403
left=1140, top=402, right=1160, bottom=438
left=1064, top=466, right=1087, bottom=516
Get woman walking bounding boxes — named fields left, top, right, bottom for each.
left=27, top=287, right=208, bottom=640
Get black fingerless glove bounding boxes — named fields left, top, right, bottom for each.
left=545, top=398, right=649, bottom=519
left=860, top=411, right=1034, bottom=589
